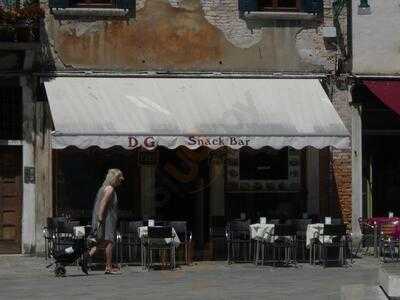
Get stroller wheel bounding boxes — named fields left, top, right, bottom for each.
left=55, top=264, right=66, bottom=277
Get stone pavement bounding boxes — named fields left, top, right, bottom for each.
left=0, top=255, right=387, bottom=300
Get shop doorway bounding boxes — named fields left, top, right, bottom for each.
left=0, top=146, right=22, bottom=254
left=361, top=83, right=400, bottom=217
left=364, top=136, right=400, bottom=217
left=155, top=147, right=212, bottom=259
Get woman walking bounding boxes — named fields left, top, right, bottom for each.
left=87, top=168, right=124, bottom=274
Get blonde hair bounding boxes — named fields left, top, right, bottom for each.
left=102, top=168, right=123, bottom=188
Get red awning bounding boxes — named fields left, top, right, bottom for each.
left=364, top=80, right=400, bottom=116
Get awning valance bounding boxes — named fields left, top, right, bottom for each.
left=364, top=80, right=400, bottom=116
left=44, top=77, right=349, bottom=150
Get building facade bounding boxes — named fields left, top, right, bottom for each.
left=351, top=0, right=400, bottom=229
left=0, top=3, right=41, bottom=253
left=0, top=0, right=354, bottom=255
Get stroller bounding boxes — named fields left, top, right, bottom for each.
left=45, top=219, right=92, bottom=277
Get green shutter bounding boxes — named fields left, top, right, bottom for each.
left=116, top=0, right=134, bottom=10
left=238, top=0, right=258, bottom=15
left=49, top=0, right=69, bottom=9
left=302, top=0, right=323, bottom=15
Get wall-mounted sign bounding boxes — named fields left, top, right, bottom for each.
left=24, top=167, right=35, bottom=184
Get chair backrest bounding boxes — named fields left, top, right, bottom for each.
left=119, top=221, right=130, bottom=233
left=331, top=218, right=342, bottom=225
left=47, top=217, right=67, bottom=231
left=323, top=224, right=347, bottom=236
left=61, top=220, right=80, bottom=233
left=274, top=224, right=296, bottom=237
left=169, top=221, right=187, bottom=242
left=148, top=226, right=173, bottom=239
left=227, top=221, right=250, bottom=239
left=293, top=219, right=312, bottom=232
left=129, top=221, right=143, bottom=232
left=209, top=216, right=227, bottom=237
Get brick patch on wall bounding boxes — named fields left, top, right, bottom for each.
left=330, top=149, right=352, bottom=226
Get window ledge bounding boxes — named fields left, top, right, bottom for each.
left=243, top=11, right=318, bottom=21
left=51, top=7, right=130, bottom=18
left=0, top=42, right=40, bottom=50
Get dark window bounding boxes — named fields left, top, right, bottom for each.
left=70, top=0, right=113, bottom=7
left=0, top=87, right=22, bottom=140
left=258, top=0, right=300, bottom=11
left=239, top=148, right=288, bottom=180
left=49, top=0, right=135, bottom=13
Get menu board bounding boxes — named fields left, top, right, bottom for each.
left=225, top=147, right=300, bottom=192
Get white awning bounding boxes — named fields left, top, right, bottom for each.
left=44, top=77, right=350, bottom=150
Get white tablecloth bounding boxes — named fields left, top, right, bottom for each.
left=306, top=223, right=333, bottom=247
left=138, top=226, right=181, bottom=246
left=250, top=223, right=276, bottom=242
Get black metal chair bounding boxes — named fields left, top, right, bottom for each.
left=269, top=224, right=297, bottom=267
left=144, top=226, right=176, bottom=270
left=354, top=217, right=375, bottom=257
left=117, top=220, right=143, bottom=265
left=226, top=220, right=251, bottom=264
left=169, top=221, right=192, bottom=265
left=379, top=222, right=400, bottom=262
left=319, top=224, right=348, bottom=267
left=293, top=219, right=311, bottom=263
left=209, top=216, right=228, bottom=260
left=256, top=224, right=297, bottom=267
left=44, top=217, right=80, bottom=259
left=44, top=217, right=66, bottom=259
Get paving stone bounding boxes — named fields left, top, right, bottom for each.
left=0, top=255, right=381, bottom=300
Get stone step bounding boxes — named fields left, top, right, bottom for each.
left=341, top=284, right=387, bottom=300
left=379, top=265, right=400, bottom=299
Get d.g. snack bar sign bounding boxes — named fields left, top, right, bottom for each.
left=128, top=136, right=252, bottom=150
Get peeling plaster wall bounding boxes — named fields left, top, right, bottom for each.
left=42, top=0, right=338, bottom=72
left=352, top=0, right=400, bottom=74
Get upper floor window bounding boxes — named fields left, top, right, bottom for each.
left=69, top=0, right=114, bottom=8
left=49, top=0, right=136, bottom=17
left=238, top=0, right=323, bottom=19
left=258, top=0, right=300, bottom=11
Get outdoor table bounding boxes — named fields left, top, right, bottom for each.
left=306, top=223, right=333, bottom=247
left=138, top=226, right=181, bottom=245
left=138, top=226, right=181, bottom=268
left=366, top=217, right=400, bottom=257
left=250, top=223, right=275, bottom=265
left=306, top=223, right=335, bottom=265
left=250, top=223, right=275, bottom=242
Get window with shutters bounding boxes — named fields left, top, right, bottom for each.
left=49, top=0, right=136, bottom=17
left=239, top=0, right=324, bottom=17
left=67, top=0, right=114, bottom=7
left=258, top=0, right=300, bottom=11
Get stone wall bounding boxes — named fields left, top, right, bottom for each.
left=352, top=0, right=400, bottom=74
left=41, top=0, right=340, bottom=72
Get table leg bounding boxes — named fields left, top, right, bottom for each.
left=374, top=226, right=378, bottom=258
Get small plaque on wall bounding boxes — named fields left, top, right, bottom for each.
left=24, top=167, right=35, bottom=184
